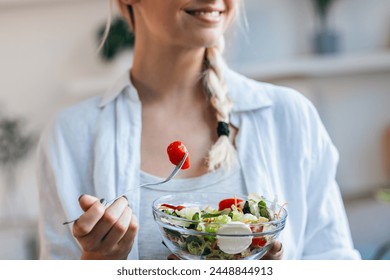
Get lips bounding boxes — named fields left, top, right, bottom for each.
left=184, top=7, right=225, bottom=23
left=185, top=10, right=223, bottom=17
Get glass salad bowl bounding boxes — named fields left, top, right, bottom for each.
left=152, top=192, right=287, bottom=260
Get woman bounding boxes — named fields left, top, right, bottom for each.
left=36, top=0, right=360, bottom=260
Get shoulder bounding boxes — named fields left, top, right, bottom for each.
left=55, top=96, right=102, bottom=130
left=260, top=82, right=328, bottom=147
left=227, top=69, right=331, bottom=152
left=257, top=80, right=335, bottom=161
left=226, top=68, right=317, bottom=120
left=40, top=96, right=103, bottom=151
left=58, top=96, right=104, bottom=132
left=265, top=83, right=318, bottom=123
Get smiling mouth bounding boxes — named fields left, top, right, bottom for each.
left=184, top=9, right=224, bottom=22
left=186, top=10, right=223, bottom=17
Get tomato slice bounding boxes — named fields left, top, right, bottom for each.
left=161, top=203, right=185, bottom=211
left=218, top=198, right=243, bottom=211
left=167, top=141, right=190, bottom=169
left=251, top=237, right=267, bottom=248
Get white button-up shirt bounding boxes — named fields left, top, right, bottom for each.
left=36, top=68, right=361, bottom=259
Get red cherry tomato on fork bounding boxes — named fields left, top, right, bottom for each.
left=167, top=141, right=190, bottom=169
left=218, top=198, right=243, bottom=211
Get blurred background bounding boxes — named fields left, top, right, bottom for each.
left=0, top=0, right=389, bottom=259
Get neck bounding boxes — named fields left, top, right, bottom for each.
left=130, top=43, right=206, bottom=101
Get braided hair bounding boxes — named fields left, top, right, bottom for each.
left=202, top=43, right=237, bottom=171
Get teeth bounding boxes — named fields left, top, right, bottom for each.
left=191, top=11, right=221, bottom=17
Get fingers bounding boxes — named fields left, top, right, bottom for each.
left=73, top=196, right=105, bottom=238
left=261, top=241, right=283, bottom=260
left=117, top=213, right=138, bottom=254
left=88, top=197, right=129, bottom=242
left=167, top=254, right=180, bottom=260
left=79, top=194, right=100, bottom=212
left=73, top=196, right=138, bottom=259
left=101, top=206, right=133, bottom=249
left=269, top=240, right=283, bottom=254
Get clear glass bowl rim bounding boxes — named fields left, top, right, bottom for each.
left=152, top=192, right=288, bottom=235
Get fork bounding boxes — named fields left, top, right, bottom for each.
left=62, top=152, right=188, bottom=225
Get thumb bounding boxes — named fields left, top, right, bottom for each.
left=79, top=194, right=101, bottom=212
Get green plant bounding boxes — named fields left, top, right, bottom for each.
left=311, top=0, right=340, bottom=54
left=0, top=118, right=34, bottom=167
left=313, top=0, right=337, bottom=25
left=0, top=116, right=35, bottom=188
left=97, top=17, right=135, bottom=61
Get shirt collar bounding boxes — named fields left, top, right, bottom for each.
left=98, top=70, right=136, bottom=108
left=98, top=67, right=273, bottom=111
left=223, top=67, right=273, bottom=112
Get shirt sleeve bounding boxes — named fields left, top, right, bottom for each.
left=301, top=104, right=361, bottom=259
left=35, top=120, right=82, bottom=259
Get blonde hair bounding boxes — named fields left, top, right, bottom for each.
left=202, top=44, right=237, bottom=171
left=101, top=0, right=238, bottom=172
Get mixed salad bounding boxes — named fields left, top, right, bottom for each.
left=156, top=193, right=285, bottom=260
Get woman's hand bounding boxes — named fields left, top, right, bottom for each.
left=260, top=241, right=283, bottom=260
left=167, top=241, right=283, bottom=260
left=72, top=194, right=138, bottom=260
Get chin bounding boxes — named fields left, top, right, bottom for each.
left=188, top=32, right=224, bottom=49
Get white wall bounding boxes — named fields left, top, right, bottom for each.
left=0, top=0, right=110, bottom=259
left=225, top=0, right=390, bottom=65
left=0, top=1, right=110, bottom=127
